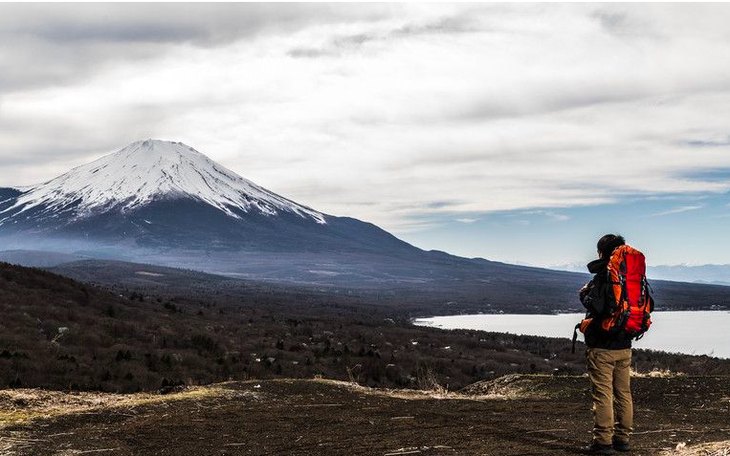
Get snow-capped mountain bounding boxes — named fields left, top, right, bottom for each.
left=2, top=139, right=325, bottom=226
left=0, top=139, right=416, bottom=260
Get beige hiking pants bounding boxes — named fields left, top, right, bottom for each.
left=587, top=348, right=633, bottom=445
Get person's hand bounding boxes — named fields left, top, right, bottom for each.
left=579, top=282, right=590, bottom=294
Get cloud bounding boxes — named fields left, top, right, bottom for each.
left=287, top=9, right=481, bottom=59
left=2, top=4, right=730, bottom=233
left=517, top=210, right=570, bottom=222
left=0, top=4, right=391, bottom=92
left=681, top=136, right=730, bottom=148
left=652, top=205, right=704, bottom=217
left=0, top=4, right=389, bottom=45
left=456, top=218, right=479, bottom=224
left=541, top=212, right=570, bottom=222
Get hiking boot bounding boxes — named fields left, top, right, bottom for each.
left=613, top=440, right=631, bottom=452
left=581, top=441, right=615, bottom=455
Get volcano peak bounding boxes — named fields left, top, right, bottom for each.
left=2, top=140, right=326, bottom=224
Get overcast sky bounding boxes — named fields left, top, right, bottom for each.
left=2, top=3, right=730, bottom=266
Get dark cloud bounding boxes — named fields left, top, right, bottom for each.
left=287, top=32, right=377, bottom=58
left=0, top=4, right=390, bottom=45
left=391, top=13, right=482, bottom=37
left=424, top=200, right=466, bottom=210
left=287, top=32, right=379, bottom=58
left=592, top=10, right=630, bottom=33
left=682, top=136, right=730, bottom=148
left=0, top=3, right=392, bottom=92
left=287, top=11, right=481, bottom=59
left=589, top=5, right=671, bottom=41
left=286, top=47, right=333, bottom=59
left=678, top=168, right=730, bottom=185
left=0, top=37, right=167, bottom=92
left=449, top=86, right=650, bottom=123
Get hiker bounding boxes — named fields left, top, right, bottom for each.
left=575, top=234, right=653, bottom=455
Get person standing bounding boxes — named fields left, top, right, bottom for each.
left=577, top=234, right=651, bottom=455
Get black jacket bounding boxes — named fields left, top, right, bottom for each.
left=579, top=259, right=632, bottom=350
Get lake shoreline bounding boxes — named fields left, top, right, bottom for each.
left=413, top=310, right=730, bottom=359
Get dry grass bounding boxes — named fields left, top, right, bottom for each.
left=631, top=369, right=686, bottom=378
left=2, top=377, right=469, bottom=434
left=308, top=377, right=458, bottom=400
left=459, top=374, right=571, bottom=400
left=0, top=383, right=243, bottom=430
left=663, top=440, right=730, bottom=456
left=309, top=375, right=540, bottom=401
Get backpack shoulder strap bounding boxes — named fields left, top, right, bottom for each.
left=571, top=323, right=581, bottom=353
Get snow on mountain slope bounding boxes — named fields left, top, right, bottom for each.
left=2, top=140, right=326, bottom=224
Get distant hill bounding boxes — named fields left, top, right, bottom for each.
left=0, top=250, right=87, bottom=268
left=648, top=264, right=730, bottom=286
left=551, top=261, right=730, bottom=286
left=50, top=259, right=240, bottom=289
left=45, top=258, right=730, bottom=315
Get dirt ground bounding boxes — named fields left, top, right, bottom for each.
left=1, top=375, right=730, bottom=456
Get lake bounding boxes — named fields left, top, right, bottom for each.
left=413, top=311, right=730, bottom=359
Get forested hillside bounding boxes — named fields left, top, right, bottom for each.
left=2, top=262, right=729, bottom=393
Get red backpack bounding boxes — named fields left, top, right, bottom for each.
left=572, top=245, right=654, bottom=352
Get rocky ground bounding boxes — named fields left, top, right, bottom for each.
left=1, top=375, right=729, bottom=456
